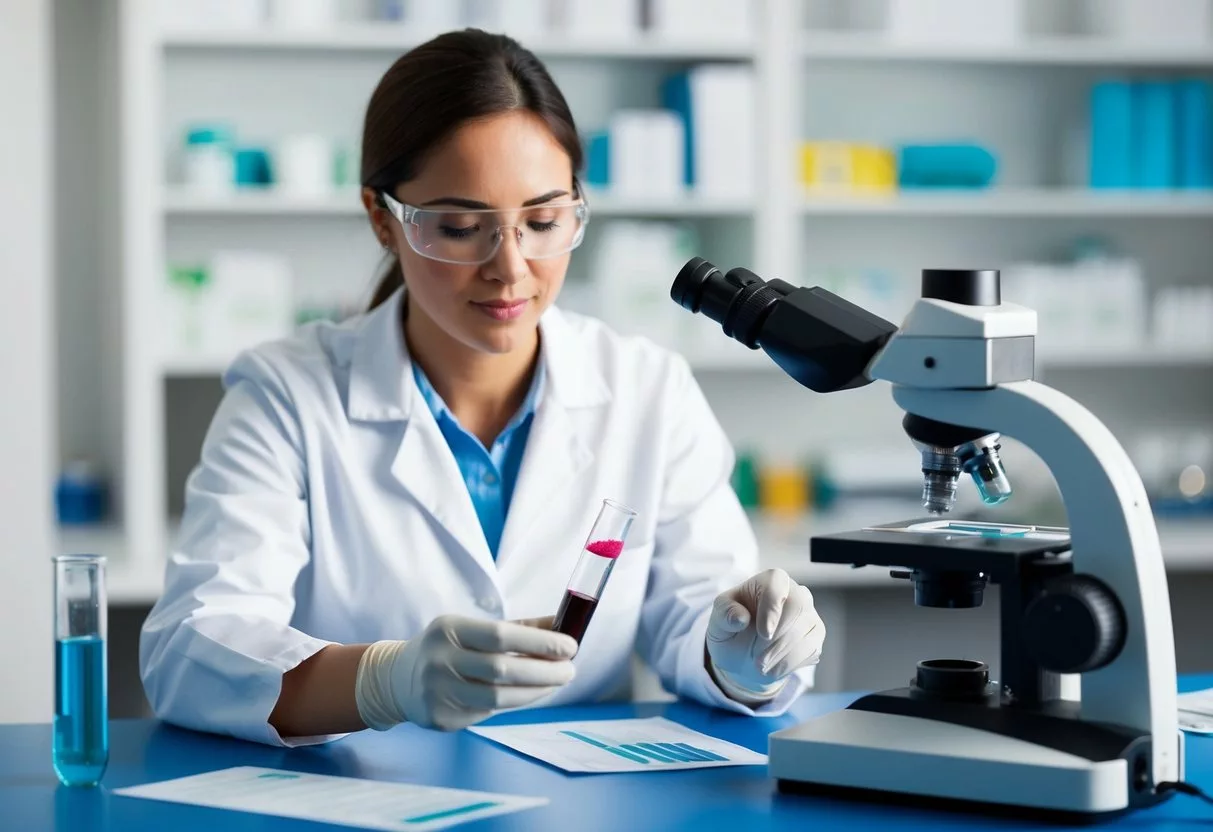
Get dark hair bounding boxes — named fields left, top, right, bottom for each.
left=361, top=29, right=584, bottom=311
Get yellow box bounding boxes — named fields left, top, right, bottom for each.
left=759, top=463, right=811, bottom=518
left=799, top=142, right=896, bottom=193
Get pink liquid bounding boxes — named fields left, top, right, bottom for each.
left=554, top=590, right=598, bottom=644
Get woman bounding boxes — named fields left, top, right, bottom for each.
left=140, top=29, right=825, bottom=746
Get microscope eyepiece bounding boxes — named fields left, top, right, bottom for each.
left=671, top=257, right=722, bottom=314
left=669, top=258, right=898, bottom=393
left=671, top=258, right=786, bottom=348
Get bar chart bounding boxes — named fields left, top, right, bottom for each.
left=560, top=730, right=730, bottom=764
left=470, top=717, right=768, bottom=774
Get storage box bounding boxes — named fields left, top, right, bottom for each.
left=884, top=0, right=1023, bottom=46
left=1082, top=0, right=1212, bottom=46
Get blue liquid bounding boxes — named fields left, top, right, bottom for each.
left=54, top=635, right=108, bottom=786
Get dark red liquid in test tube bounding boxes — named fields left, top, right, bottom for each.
left=553, top=591, right=598, bottom=644
left=553, top=504, right=635, bottom=644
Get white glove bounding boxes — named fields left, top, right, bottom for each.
left=355, top=614, right=577, bottom=732
left=706, top=568, right=825, bottom=704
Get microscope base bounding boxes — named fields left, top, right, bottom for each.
left=769, top=708, right=1172, bottom=819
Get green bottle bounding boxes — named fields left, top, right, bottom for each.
left=731, top=453, right=760, bottom=509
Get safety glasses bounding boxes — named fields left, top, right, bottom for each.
left=378, top=191, right=590, bottom=266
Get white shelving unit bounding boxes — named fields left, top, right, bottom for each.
left=162, top=187, right=755, bottom=218
left=800, top=189, right=1213, bottom=217
left=800, top=32, right=1213, bottom=67
left=57, top=505, right=1212, bottom=606
left=90, top=0, right=1212, bottom=602
left=161, top=25, right=757, bottom=60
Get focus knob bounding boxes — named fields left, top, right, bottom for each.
left=1022, top=574, right=1126, bottom=673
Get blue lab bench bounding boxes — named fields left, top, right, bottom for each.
left=4, top=676, right=1212, bottom=831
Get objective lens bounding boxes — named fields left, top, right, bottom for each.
left=960, top=443, right=1013, bottom=506
left=922, top=472, right=959, bottom=514
left=916, top=443, right=962, bottom=514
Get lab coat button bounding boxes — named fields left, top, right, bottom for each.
left=479, top=596, right=500, bottom=613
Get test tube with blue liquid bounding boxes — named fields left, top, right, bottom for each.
left=53, top=554, right=108, bottom=787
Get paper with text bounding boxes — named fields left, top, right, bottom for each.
left=113, top=766, right=547, bottom=830
left=1179, top=689, right=1213, bottom=734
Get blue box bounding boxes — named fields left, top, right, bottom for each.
left=1177, top=80, right=1213, bottom=189
left=584, top=131, right=610, bottom=190
left=1135, top=81, right=1178, bottom=189
left=1090, top=81, right=1135, bottom=188
left=661, top=71, right=694, bottom=187
left=897, top=144, right=997, bottom=189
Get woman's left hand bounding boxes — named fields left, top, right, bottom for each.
left=706, top=568, right=825, bottom=703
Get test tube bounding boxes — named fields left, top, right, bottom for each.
left=553, top=499, right=637, bottom=645
left=53, top=554, right=108, bottom=787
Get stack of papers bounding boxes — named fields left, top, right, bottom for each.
left=470, top=717, right=767, bottom=773
left=1179, top=690, right=1213, bottom=734
left=114, top=767, right=546, bottom=831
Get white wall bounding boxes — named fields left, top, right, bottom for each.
left=55, top=0, right=112, bottom=473
left=0, top=0, right=56, bottom=723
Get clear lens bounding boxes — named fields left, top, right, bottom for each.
left=384, top=194, right=589, bottom=265
left=965, top=449, right=1014, bottom=506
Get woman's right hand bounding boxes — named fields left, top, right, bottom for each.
left=355, top=614, right=578, bottom=732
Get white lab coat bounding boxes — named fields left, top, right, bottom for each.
left=139, top=289, right=812, bottom=746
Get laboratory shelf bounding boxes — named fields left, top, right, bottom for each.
left=162, top=188, right=754, bottom=219
left=160, top=353, right=236, bottom=378
left=163, top=189, right=365, bottom=216
left=584, top=192, right=755, bottom=217
left=799, top=189, right=1213, bottom=218
left=52, top=509, right=1213, bottom=605
left=800, top=33, right=1213, bottom=68
left=159, top=25, right=756, bottom=60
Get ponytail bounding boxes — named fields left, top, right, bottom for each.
left=368, top=255, right=403, bottom=311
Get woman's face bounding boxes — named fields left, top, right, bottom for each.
left=368, top=110, right=577, bottom=357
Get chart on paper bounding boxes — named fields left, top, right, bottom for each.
left=112, top=766, right=547, bottom=831
left=470, top=717, right=767, bottom=773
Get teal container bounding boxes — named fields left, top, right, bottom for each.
left=731, top=453, right=761, bottom=509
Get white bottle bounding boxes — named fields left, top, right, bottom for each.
left=269, top=0, right=337, bottom=30
left=276, top=135, right=333, bottom=198
left=181, top=126, right=236, bottom=195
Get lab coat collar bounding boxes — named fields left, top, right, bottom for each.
left=346, top=289, right=610, bottom=423
left=535, top=303, right=612, bottom=410
left=347, top=290, right=412, bottom=423
left=347, top=288, right=610, bottom=588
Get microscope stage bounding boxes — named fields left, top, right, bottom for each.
left=810, top=519, right=1072, bottom=577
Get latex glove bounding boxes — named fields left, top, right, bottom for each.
left=355, top=614, right=577, bottom=732
left=706, top=568, right=825, bottom=704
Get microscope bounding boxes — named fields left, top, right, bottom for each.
left=671, top=259, right=1182, bottom=820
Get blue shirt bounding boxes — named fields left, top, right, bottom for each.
left=411, top=361, right=543, bottom=559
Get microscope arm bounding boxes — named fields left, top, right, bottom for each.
left=893, top=381, right=1181, bottom=786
